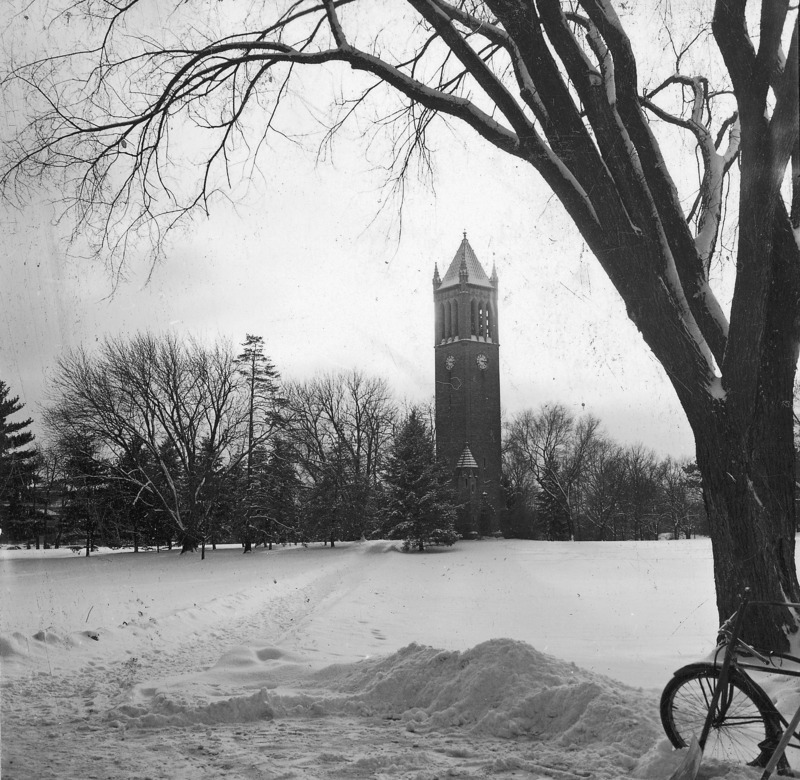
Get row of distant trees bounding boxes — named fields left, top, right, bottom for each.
left=503, top=405, right=705, bottom=542
left=0, top=333, right=458, bottom=555
left=2, top=331, right=709, bottom=554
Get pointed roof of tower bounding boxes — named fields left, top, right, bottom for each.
left=439, top=232, right=494, bottom=289
left=455, top=443, right=479, bottom=470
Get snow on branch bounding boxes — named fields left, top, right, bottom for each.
left=643, top=75, right=740, bottom=273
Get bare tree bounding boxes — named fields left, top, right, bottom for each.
left=619, top=444, right=662, bottom=540
left=30, top=443, right=60, bottom=548
left=504, top=404, right=600, bottom=539
left=285, top=369, right=396, bottom=543
left=501, top=424, right=540, bottom=538
left=660, top=456, right=704, bottom=541
left=580, top=436, right=627, bottom=541
left=44, top=332, right=258, bottom=554
left=2, top=1, right=798, bottom=645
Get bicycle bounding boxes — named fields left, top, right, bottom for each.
left=661, top=591, right=800, bottom=778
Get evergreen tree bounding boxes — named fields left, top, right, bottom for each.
left=383, top=408, right=458, bottom=552
left=302, top=439, right=351, bottom=547
left=194, top=436, right=231, bottom=557
left=0, top=380, right=36, bottom=540
left=236, top=334, right=284, bottom=552
left=261, top=437, right=300, bottom=547
left=58, top=434, right=108, bottom=555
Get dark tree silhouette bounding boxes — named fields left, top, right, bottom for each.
left=235, top=334, right=284, bottom=552
left=0, top=380, right=36, bottom=540
left=384, top=407, right=458, bottom=551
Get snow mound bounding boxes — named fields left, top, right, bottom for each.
left=312, top=640, right=659, bottom=751
left=0, top=628, right=94, bottom=665
left=111, top=637, right=661, bottom=768
left=109, top=688, right=275, bottom=728
left=0, top=631, right=32, bottom=659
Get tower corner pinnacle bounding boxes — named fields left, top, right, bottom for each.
left=433, top=263, right=442, bottom=289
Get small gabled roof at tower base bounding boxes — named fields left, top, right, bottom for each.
left=438, top=234, right=494, bottom=289
left=455, top=443, right=479, bottom=470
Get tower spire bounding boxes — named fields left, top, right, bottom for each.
left=438, top=232, right=493, bottom=289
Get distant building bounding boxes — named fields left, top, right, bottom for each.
left=433, top=233, right=503, bottom=537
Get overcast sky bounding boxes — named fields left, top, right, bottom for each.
left=0, top=2, right=707, bottom=459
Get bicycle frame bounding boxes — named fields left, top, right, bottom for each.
left=704, top=592, right=800, bottom=776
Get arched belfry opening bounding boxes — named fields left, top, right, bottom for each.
left=432, top=233, right=503, bottom=537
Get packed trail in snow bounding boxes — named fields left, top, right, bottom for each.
left=0, top=539, right=791, bottom=778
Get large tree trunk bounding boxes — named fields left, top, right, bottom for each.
left=180, top=533, right=199, bottom=553
left=696, top=420, right=798, bottom=650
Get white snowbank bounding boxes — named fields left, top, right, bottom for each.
left=108, top=638, right=666, bottom=775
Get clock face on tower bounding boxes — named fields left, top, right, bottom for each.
left=445, top=355, right=455, bottom=370
left=476, top=354, right=488, bottom=370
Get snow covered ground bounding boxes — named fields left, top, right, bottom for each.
left=0, top=538, right=794, bottom=779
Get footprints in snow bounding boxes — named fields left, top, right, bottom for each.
left=358, top=619, right=387, bottom=641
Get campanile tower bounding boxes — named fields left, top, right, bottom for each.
left=433, top=233, right=503, bottom=536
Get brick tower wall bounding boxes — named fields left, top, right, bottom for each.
left=434, top=291, right=503, bottom=535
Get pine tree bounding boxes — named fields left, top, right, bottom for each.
left=58, top=434, right=108, bottom=555
left=236, top=334, right=284, bottom=552
left=262, top=437, right=300, bottom=547
left=0, top=380, right=36, bottom=540
left=383, top=408, right=458, bottom=552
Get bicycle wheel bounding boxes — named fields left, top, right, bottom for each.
left=660, top=663, right=790, bottom=771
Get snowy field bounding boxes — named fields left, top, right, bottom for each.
left=0, top=538, right=795, bottom=779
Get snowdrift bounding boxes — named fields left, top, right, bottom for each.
left=105, top=638, right=668, bottom=776
left=115, top=639, right=657, bottom=742
left=104, top=638, right=737, bottom=777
